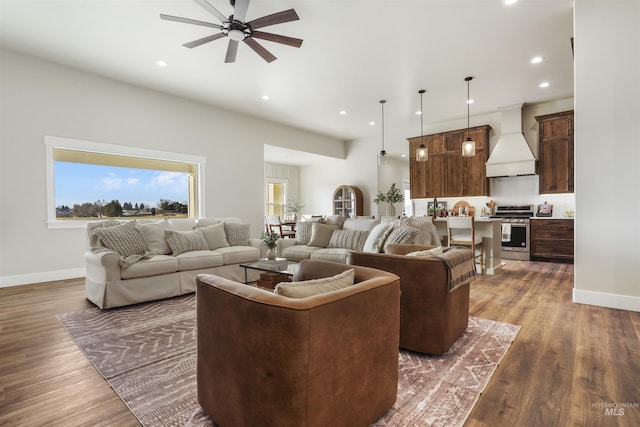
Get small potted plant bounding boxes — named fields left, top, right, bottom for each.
left=260, top=230, right=279, bottom=260
left=285, top=199, right=305, bottom=221
left=373, top=183, right=404, bottom=217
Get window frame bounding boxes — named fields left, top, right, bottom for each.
left=44, top=135, right=206, bottom=229
left=264, top=178, right=288, bottom=218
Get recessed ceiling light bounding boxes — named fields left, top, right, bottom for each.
left=369, top=121, right=375, bottom=125
left=156, top=60, right=167, bottom=67
left=539, top=81, right=551, bottom=88
left=466, top=99, right=475, bottom=104
left=339, top=110, right=347, bottom=115
left=504, top=0, right=518, bottom=5
left=261, top=95, right=270, bottom=100
left=401, top=154, right=407, bottom=158
left=530, top=56, right=544, bottom=64
left=415, top=111, right=422, bottom=115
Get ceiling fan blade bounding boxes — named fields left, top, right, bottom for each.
left=247, top=9, right=299, bottom=30
left=225, top=40, right=239, bottom=63
left=243, top=38, right=277, bottom=63
left=183, top=33, right=226, bottom=48
left=193, top=0, right=227, bottom=23
left=160, top=14, right=222, bottom=30
left=251, top=30, right=303, bottom=48
left=232, top=0, right=250, bottom=22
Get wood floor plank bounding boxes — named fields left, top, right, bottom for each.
left=1, top=262, right=638, bottom=426
left=466, top=260, right=640, bottom=427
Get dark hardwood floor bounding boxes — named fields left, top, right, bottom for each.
left=0, top=260, right=638, bottom=426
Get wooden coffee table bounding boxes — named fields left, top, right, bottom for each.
left=239, top=258, right=297, bottom=289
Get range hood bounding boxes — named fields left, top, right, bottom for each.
left=486, top=104, right=538, bottom=177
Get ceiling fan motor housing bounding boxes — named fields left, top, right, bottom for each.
left=226, top=20, right=250, bottom=40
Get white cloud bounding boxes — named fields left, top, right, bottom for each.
left=127, top=178, right=140, bottom=185
left=100, top=173, right=122, bottom=190
left=151, top=171, right=188, bottom=188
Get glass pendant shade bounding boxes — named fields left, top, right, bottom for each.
left=463, top=77, right=476, bottom=157
left=416, top=143, right=428, bottom=162
left=462, top=137, right=476, bottom=157
left=378, top=150, right=389, bottom=165
left=416, top=89, right=428, bottom=162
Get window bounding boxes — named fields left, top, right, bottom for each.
left=45, top=136, right=206, bottom=229
left=402, top=179, right=413, bottom=217
left=265, top=179, right=287, bottom=217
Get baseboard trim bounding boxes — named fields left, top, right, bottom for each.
left=573, top=288, right=640, bottom=313
left=0, top=268, right=86, bottom=288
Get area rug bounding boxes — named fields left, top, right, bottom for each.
left=57, top=295, right=520, bottom=427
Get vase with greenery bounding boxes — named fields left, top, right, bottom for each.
left=285, top=199, right=305, bottom=221
left=373, top=183, right=404, bottom=217
left=260, top=230, right=279, bottom=260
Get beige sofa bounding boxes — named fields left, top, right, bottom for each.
left=280, top=216, right=441, bottom=263
left=84, top=217, right=263, bottom=309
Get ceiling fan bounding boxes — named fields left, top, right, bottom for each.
left=160, top=0, right=303, bottom=63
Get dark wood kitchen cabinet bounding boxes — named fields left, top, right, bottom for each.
left=535, top=110, right=574, bottom=194
left=408, top=125, right=491, bottom=198
left=531, top=218, right=574, bottom=263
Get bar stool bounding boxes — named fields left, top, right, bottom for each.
left=447, top=216, right=483, bottom=273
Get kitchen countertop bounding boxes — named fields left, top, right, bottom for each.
left=531, top=216, right=574, bottom=220
left=433, top=217, right=502, bottom=222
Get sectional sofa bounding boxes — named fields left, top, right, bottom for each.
left=84, top=217, right=263, bottom=309
left=279, top=216, right=442, bottom=263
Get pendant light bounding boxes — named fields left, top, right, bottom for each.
left=462, top=76, right=476, bottom=157
left=416, top=89, right=428, bottom=162
left=378, top=100, right=389, bottom=166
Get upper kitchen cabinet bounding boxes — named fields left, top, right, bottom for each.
left=535, top=110, right=574, bottom=194
left=408, top=125, right=491, bottom=198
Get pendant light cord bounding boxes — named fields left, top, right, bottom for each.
left=381, top=100, right=385, bottom=152
left=419, top=89, right=425, bottom=141
left=465, top=76, right=472, bottom=138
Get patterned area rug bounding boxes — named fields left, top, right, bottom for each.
left=58, top=295, right=520, bottom=427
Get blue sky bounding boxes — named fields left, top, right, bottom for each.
left=55, top=162, right=188, bottom=208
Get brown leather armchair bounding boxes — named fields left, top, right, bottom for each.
left=349, top=244, right=472, bottom=355
left=196, top=259, right=400, bottom=427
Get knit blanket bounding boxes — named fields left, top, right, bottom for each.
left=435, top=247, right=477, bottom=292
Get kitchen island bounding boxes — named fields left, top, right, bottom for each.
left=433, top=217, right=503, bottom=274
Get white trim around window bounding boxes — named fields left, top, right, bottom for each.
left=44, top=135, right=206, bottom=229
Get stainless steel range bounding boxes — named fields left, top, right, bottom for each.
left=491, top=205, right=534, bottom=261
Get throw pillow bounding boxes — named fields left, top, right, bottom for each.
left=194, top=218, right=220, bottom=228
left=324, top=215, right=346, bottom=227
left=406, top=246, right=445, bottom=257
left=328, top=229, right=369, bottom=251
left=401, top=217, right=442, bottom=246
left=93, top=221, right=149, bottom=258
left=274, top=269, right=355, bottom=298
left=342, top=218, right=380, bottom=231
left=138, top=219, right=173, bottom=255
left=308, top=223, right=339, bottom=248
left=383, top=225, right=420, bottom=251
left=224, top=222, right=250, bottom=246
left=295, top=221, right=313, bottom=245
left=164, top=229, right=208, bottom=255
left=362, top=222, right=395, bottom=253
left=198, top=222, right=230, bottom=250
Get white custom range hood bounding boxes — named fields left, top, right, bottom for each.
left=486, top=104, right=537, bottom=177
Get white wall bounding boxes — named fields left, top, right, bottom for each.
left=573, top=0, right=640, bottom=311
left=299, top=139, right=378, bottom=217
left=0, top=48, right=344, bottom=286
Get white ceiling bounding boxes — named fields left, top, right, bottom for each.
left=0, top=0, right=574, bottom=163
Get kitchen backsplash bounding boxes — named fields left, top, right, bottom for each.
left=411, top=175, right=575, bottom=218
